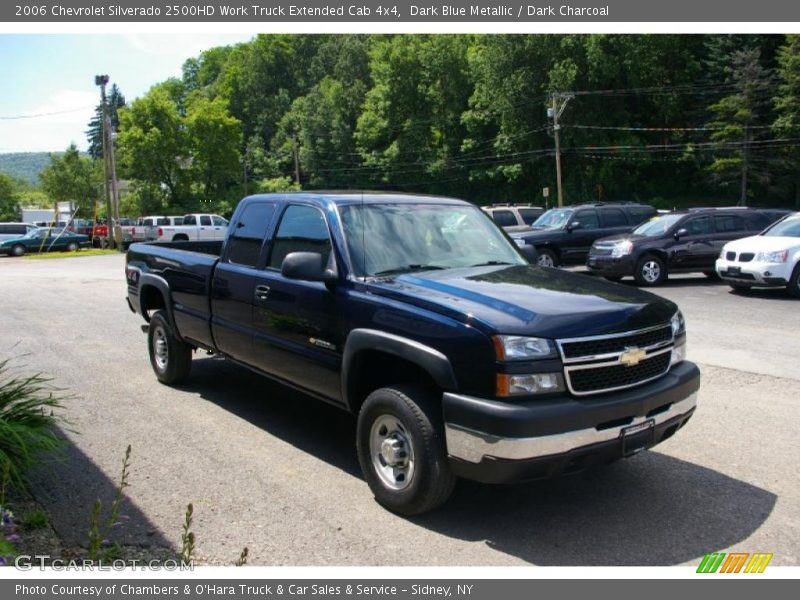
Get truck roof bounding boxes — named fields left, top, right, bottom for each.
left=240, top=192, right=469, bottom=208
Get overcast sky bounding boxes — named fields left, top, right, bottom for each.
left=0, top=34, right=254, bottom=153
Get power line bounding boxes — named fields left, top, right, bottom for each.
left=0, top=106, right=94, bottom=120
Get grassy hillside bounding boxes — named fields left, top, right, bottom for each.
left=0, top=152, right=58, bottom=185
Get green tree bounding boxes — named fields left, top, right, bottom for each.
left=39, top=144, right=100, bottom=218
left=0, top=173, right=19, bottom=221
left=86, top=84, right=126, bottom=161
left=117, top=84, right=191, bottom=208
left=706, top=47, right=774, bottom=205
left=773, top=35, right=800, bottom=208
left=185, top=96, right=242, bottom=201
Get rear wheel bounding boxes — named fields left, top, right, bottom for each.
left=356, top=385, right=455, bottom=515
left=787, top=263, right=800, bottom=298
left=634, top=254, right=666, bottom=286
left=10, top=244, right=25, bottom=257
left=536, top=248, right=559, bottom=268
left=147, top=310, right=192, bottom=385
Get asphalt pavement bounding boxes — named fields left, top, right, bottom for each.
left=1, top=254, right=797, bottom=566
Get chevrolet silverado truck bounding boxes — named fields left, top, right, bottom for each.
left=125, top=192, right=700, bottom=515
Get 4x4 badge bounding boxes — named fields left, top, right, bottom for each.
left=619, top=346, right=647, bottom=367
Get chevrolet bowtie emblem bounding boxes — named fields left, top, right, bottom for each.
left=619, top=346, right=647, bottom=367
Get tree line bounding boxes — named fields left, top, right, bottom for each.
left=4, top=34, right=800, bottom=223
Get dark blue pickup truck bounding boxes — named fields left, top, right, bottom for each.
left=126, top=192, right=700, bottom=515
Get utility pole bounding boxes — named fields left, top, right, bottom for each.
left=95, top=75, right=113, bottom=248
left=548, top=92, right=573, bottom=207
left=291, top=133, right=300, bottom=186
left=107, top=115, right=122, bottom=249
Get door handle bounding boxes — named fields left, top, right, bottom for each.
left=254, top=285, right=270, bottom=300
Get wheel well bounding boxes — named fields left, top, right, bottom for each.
left=348, top=350, right=440, bottom=414
left=638, top=250, right=666, bottom=264
left=139, top=284, right=167, bottom=322
left=172, top=234, right=189, bottom=241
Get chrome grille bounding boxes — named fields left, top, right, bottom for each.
left=557, top=325, right=674, bottom=396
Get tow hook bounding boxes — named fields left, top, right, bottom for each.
left=140, top=324, right=150, bottom=334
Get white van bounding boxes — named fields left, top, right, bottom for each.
left=0, top=222, right=38, bottom=242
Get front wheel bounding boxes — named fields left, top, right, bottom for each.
left=537, top=248, right=559, bottom=268
left=634, top=255, right=667, bottom=286
left=10, top=244, right=25, bottom=257
left=147, top=310, right=192, bottom=385
left=356, top=385, right=455, bottom=515
left=787, top=263, right=800, bottom=299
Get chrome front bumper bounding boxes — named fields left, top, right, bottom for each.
left=445, top=391, right=697, bottom=464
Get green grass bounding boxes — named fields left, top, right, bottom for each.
left=19, top=509, right=48, bottom=531
left=24, top=249, right=122, bottom=260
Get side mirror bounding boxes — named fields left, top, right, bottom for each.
left=281, top=252, right=338, bottom=283
left=567, top=222, right=582, bottom=232
left=519, top=245, right=539, bottom=264
left=674, top=228, right=689, bottom=240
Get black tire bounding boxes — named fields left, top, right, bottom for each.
left=787, top=263, right=800, bottom=299
left=147, top=310, right=192, bottom=385
left=536, top=248, right=559, bottom=268
left=66, top=242, right=78, bottom=252
left=356, top=385, right=455, bottom=515
left=729, top=283, right=752, bottom=294
left=634, top=254, right=667, bottom=286
left=10, top=244, right=25, bottom=257
left=173, top=234, right=189, bottom=242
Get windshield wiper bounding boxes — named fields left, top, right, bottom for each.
left=469, top=260, right=512, bottom=267
left=373, top=264, right=448, bottom=276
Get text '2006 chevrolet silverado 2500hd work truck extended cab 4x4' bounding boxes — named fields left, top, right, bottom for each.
left=126, top=193, right=700, bottom=515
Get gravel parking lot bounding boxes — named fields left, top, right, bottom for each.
left=1, top=253, right=798, bottom=566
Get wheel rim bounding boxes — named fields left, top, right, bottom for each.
left=68, top=243, right=77, bottom=252
left=152, top=326, right=168, bottom=371
left=12, top=246, right=23, bottom=256
left=641, top=260, right=661, bottom=283
left=537, top=253, right=554, bottom=268
left=369, top=414, right=415, bottom=490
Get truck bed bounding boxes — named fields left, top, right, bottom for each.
left=127, top=240, right=223, bottom=349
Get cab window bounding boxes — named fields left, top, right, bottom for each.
left=683, top=216, right=712, bottom=235
left=226, top=203, right=276, bottom=267
left=572, top=210, right=599, bottom=229
left=268, top=205, right=332, bottom=270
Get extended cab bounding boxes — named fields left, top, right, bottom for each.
left=126, top=193, right=699, bottom=515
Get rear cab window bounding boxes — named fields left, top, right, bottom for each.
left=226, top=203, right=277, bottom=267
left=600, top=208, right=628, bottom=227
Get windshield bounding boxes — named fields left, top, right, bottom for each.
left=633, top=214, right=684, bottom=237
left=764, top=215, right=800, bottom=237
left=531, top=208, right=573, bottom=230
left=339, top=203, right=527, bottom=277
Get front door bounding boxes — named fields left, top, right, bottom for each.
left=668, top=215, right=717, bottom=269
left=249, top=204, right=344, bottom=402
left=563, top=209, right=601, bottom=262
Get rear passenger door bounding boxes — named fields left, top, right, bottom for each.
left=600, top=207, right=633, bottom=236
left=211, top=201, right=278, bottom=362
left=712, top=214, right=747, bottom=256
left=198, top=215, right=214, bottom=240
left=249, top=204, right=344, bottom=402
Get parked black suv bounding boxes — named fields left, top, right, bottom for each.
left=511, top=202, right=656, bottom=267
left=587, top=207, right=790, bottom=286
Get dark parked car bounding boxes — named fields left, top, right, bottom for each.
left=586, top=207, right=791, bottom=286
left=126, top=192, right=698, bottom=515
left=511, top=202, right=657, bottom=267
left=0, top=228, right=90, bottom=256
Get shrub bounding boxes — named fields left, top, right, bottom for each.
left=0, top=358, right=66, bottom=494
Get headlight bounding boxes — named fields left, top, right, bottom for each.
left=611, top=240, right=633, bottom=258
left=670, top=338, right=686, bottom=367
left=493, top=335, right=556, bottom=360
left=756, top=249, right=788, bottom=263
left=670, top=311, right=685, bottom=337
left=496, top=373, right=565, bottom=396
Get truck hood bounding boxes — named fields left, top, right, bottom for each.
left=367, top=265, right=677, bottom=338
left=723, top=235, right=800, bottom=253
left=511, top=228, right=563, bottom=242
